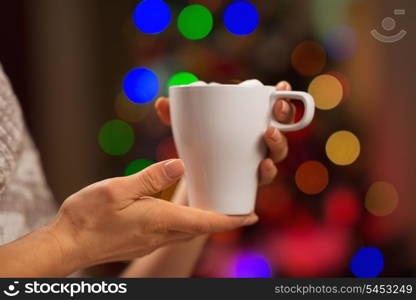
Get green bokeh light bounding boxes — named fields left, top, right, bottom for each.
left=177, top=5, right=213, bottom=40
left=124, top=158, right=154, bottom=176
left=98, top=120, right=135, bottom=156
left=167, top=72, right=199, bottom=88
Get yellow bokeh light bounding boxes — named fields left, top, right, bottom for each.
left=325, top=131, right=360, bottom=166
left=115, top=93, right=150, bottom=123
left=308, top=74, right=343, bottom=110
left=365, top=181, right=399, bottom=216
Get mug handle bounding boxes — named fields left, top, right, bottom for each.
left=269, top=91, right=315, bottom=132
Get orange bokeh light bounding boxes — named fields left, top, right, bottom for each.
left=295, top=160, right=329, bottom=195
left=291, top=41, right=326, bottom=77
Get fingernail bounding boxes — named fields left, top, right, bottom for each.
left=266, top=127, right=280, bottom=143
left=265, top=159, right=275, bottom=171
left=164, top=159, right=184, bottom=179
left=242, top=215, right=258, bottom=226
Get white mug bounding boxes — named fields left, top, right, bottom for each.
left=169, top=84, right=315, bottom=215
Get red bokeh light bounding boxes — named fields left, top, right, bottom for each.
left=267, top=225, right=350, bottom=277
left=156, top=135, right=178, bottom=161
left=256, top=181, right=293, bottom=224
left=324, top=186, right=361, bottom=228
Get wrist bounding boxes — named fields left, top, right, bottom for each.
left=41, top=222, right=88, bottom=275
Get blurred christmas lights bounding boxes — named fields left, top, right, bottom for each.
left=291, top=41, right=326, bottom=77
left=326, top=71, right=350, bottom=101
left=98, top=120, right=135, bottom=156
left=295, top=160, right=329, bottom=195
left=269, top=226, right=349, bottom=277
left=123, top=67, right=159, bottom=104
left=365, top=181, right=399, bottom=217
left=167, top=71, right=199, bottom=88
left=350, top=247, right=384, bottom=278
left=308, top=74, right=343, bottom=110
left=133, top=0, right=171, bottom=34
left=223, top=1, right=259, bottom=36
left=156, top=136, right=178, bottom=161
left=177, top=5, right=213, bottom=40
left=124, top=158, right=153, bottom=176
left=325, top=130, right=360, bottom=166
left=324, top=186, right=360, bottom=228
left=323, top=25, right=357, bottom=61
left=232, top=252, right=272, bottom=278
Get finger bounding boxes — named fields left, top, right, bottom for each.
left=162, top=202, right=258, bottom=234
left=274, top=100, right=296, bottom=124
left=155, top=97, right=171, bottom=126
left=264, top=127, right=289, bottom=163
left=259, top=158, right=278, bottom=186
left=170, top=177, right=188, bottom=206
left=124, top=159, right=184, bottom=197
left=274, top=81, right=296, bottom=124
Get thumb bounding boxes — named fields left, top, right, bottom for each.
left=125, top=159, right=184, bottom=197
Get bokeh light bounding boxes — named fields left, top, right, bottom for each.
left=365, top=181, right=399, bottom=217
left=133, top=0, right=171, bottom=34
left=177, top=5, right=213, bottom=40
left=123, top=67, right=159, bottom=104
left=232, top=252, right=272, bottom=278
left=350, top=247, right=384, bottom=278
left=167, top=72, right=199, bottom=88
left=269, top=226, right=349, bottom=277
left=114, top=93, right=151, bottom=123
left=295, top=161, right=329, bottom=195
left=325, top=130, right=360, bottom=166
left=326, top=71, right=350, bottom=101
left=324, top=187, right=360, bottom=228
left=308, top=74, right=343, bottom=110
left=156, top=136, right=178, bottom=161
left=223, top=1, right=259, bottom=36
left=98, top=120, right=135, bottom=156
left=291, top=41, right=326, bottom=76
left=323, top=25, right=357, bottom=61
left=256, top=182, right=292, bottom=223
left=124, top=158, right=153, bottom=176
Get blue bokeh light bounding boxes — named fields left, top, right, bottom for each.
left=350, top=247, right=384, bottom=278
left=123, top=68, right=159, bottom=104
left=323, top=26, right=357, bottom=61
left=232, top=253, right=272, bottom=278
left=223, top=1, right=259, bottom=36
left=133, top=0, right=171, bottom=34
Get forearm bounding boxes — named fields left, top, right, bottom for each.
left=0, top=227, right=82, bottom=277
left=121, top=234, right=209, bottom=278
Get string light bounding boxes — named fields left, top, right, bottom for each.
left=291, top=41, right=326, bottom=76
left=295, top=161, right=329, bottom=195
left=223, top=1, right=259, bottom=36
left=365, top=181, right=399, bottom=216
left=177, top=5, right=213, bottom=40
left=308, top=74, right=343, bottom=110
left=325, top=131, right=360, bottom=166
left=98, top=120, right=135, bottom=156
left=133, top=0, right=171, bottom=34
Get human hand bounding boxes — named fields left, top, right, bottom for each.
left=155, top=81, right=296, bottom=187
left=46, top=160, right=257, bottom=272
